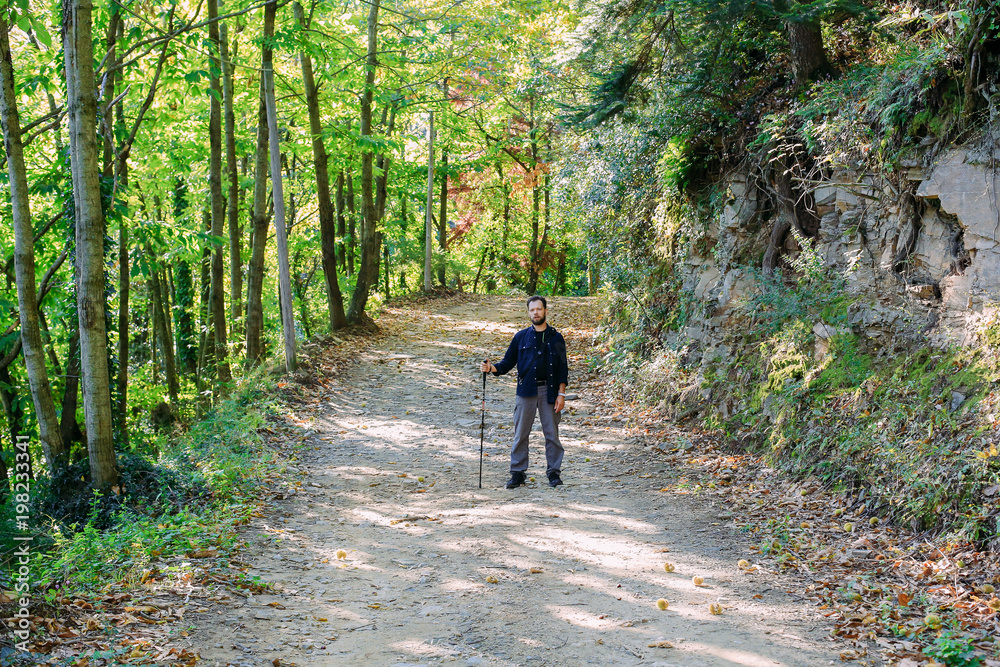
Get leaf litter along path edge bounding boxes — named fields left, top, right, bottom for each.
left=189, top=295, right=846, bottom=667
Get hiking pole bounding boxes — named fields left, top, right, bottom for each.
left=479, top=359, right=487, bottom=489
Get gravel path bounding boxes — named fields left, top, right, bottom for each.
left=191, top=296, right=845, bottom=667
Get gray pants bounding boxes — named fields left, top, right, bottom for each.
left=510, top=393, right=563, bottom=475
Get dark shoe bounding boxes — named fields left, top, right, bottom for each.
left=548, top=471, right=563, bottom=487
left=505, top=471, right=526, bottom=489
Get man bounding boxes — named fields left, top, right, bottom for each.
left=482, top=296, right=568, bottom=488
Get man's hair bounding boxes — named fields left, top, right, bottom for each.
left=527, top=295, right=547, bottom=309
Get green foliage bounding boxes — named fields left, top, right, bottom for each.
left=923, top=631, right=983, bottom=667
left=8, top=370, right=279, bottom=595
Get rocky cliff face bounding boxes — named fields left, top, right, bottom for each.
left=678, top=136, right=1000, bottom=358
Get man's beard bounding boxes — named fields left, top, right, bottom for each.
left=531, top=314, right=546, bottom=325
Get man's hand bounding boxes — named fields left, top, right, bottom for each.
left=481, top=359, right=494, bottom=373
left=554, top=395, right=565, bottom=413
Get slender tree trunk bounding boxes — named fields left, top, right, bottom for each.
left=198, top=204, right=215, bottom=380
left=497, top=162, right=510, bottom=256
left=59, top=328, right=83, bottom=447
left=117, top=220, right=129, bottom=445
left=208, top=0, right=231, bottom=383
left=347, top=168, right=357, bottom=276
left=63, top=0, right=117, bottom=488
left=0, top=364, right=28, bottom=482
left=245, top=71, right=270, bottom=366
left=38, top=310, right=62, bottom=378
left=148, top=258, right=179, bottom=403
left=0, top=20, right=66, bottom=472
left=383, top=244, right=390, bottom=301
left=588, top=247, right=599, bottom=295
left=437, top=149, right=448, bottom=286
left=526, top=108, right=541, bottom=294
left=424, top=111, right=434, bottom=293
left=537, top=154, right=552, bottom=289
left=473, top=244, right=488, bottom=294
left=295, top=1, right=346, bottom=330
left=346, top=0, right=383, bottom=324
left=221, top=20, right=243, bottom=345
left=115, top=127, right=130, bottom=448
left=99, top=8, right=120, bottom=176
left=556, top=241, right=568, bottom=294
left=263, top=0, right=297, bottom=369
left=336, top=170, right=347, bottom=272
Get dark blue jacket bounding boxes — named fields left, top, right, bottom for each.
left=493, top=325, right=568, bottom=404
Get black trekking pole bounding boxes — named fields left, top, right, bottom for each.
left=479, top=360, right=487, bottom=489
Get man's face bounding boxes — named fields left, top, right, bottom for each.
left=528, top=301, right=546, bottom=325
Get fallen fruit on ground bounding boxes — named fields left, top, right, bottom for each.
left=709, top=603, right=723, bottom=615
left=664, top=562, right=675, bottom=573
left=336, top=549, right=347, bottom=559
left=692, top=575, right=704, bottom=586
left=656, top=598, right=669, bottom=610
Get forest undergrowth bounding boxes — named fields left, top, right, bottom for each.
left=594, top=274, right=1000, bottom=665
left=0, top=329, right=380, bottom=665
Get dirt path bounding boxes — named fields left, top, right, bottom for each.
left=191, top=296, right=845, bottom=667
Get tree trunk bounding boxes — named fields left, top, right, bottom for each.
left=147, top=259, right=179, bottom=403
left=437, top=150, right=448, bottom=286
left=117, top=219, right=129, bottom=446
left=336, top=170, right=347, bottom=272
left=59, top=327, right=83, bottom=447
left=473, top=243, right=488, bottom=294
left=99, top=8, right=121, bottom=176
left=424, top=112, right=435, bottom=292
left=786, top=7, right=828, bottom=85
left=295, top=1, right=347, bottom=330
left=263, top=0, right=297, bottom=370
left=347, top=168, right=357, bottom=276
left=526, top=184, right=541, bottom=293
left=763, top=162, right=806, bottom=275
left=526, top=108, right=541, bottom=294
left=0, top=19, right=66, bottom=472
left=63, top=0, right=117, bottom=488
left=383, top=244, right=390, bottom=301
left=556, top=241, right=568, bottom=294
left=245, top=70, right=270, bottom=366
left=38, top=310, right=62, bottom=378
left=115, top=116, right=130, bottom=449
left=346, top=0, right=382, bottom=325
left=208, top=0, right=231, bottom=383
left=538, top=151, right=552, bottom=287
left=497, top=161, right=510, bottom=260
left=221, top=20, right=243, bottom=346
left=197, top=204, right=215, bottom=383
left=0, top=364, right=28, bottom=482
left=588, top=247, right=600, bottom=295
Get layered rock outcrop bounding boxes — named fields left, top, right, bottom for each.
left=678, top=136, right=1000, bottom=355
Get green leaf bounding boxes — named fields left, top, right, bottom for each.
left=30, top=16, right=52, bottom=48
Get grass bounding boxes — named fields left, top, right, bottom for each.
left=613, top=265, right=1000, bottom=545
left=0, top=365, right=287, bottom=600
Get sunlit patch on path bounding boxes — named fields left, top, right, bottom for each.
left=190, top=296, right=842, bottom=666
